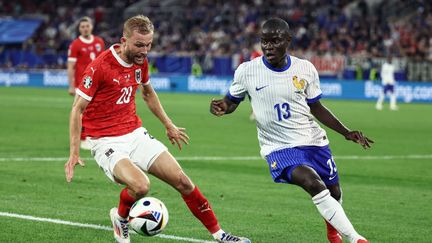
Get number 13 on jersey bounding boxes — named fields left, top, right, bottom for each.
left=274, top=102, right=291, bottom=121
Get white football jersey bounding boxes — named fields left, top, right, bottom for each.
left=228, top=56, right=329, bottom=157
left=380, top=62, right=395, bottom=85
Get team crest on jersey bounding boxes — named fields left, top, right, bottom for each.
left=135, top=69, right=142, bottom=83
left=83, top=76, right=92, bottom=89
left=95, top=43, right=101, bottom=52
left=271, top=161, right=277, bottom=170
left=292, top=76, right=306, bottom=94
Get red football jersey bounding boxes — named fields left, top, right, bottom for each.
left=76, top=44, right=150, bottom=138
left=68, top=35, right=105, bottom=87
left=250, top=50, right=262, bottom=60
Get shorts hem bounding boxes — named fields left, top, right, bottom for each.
left=145, top=148, right=168, bottom=171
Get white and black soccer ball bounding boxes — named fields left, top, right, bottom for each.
left=128, top=197, right=169, bottom=236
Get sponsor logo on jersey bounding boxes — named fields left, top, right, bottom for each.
left=135, top=69, right=142, bottom=83
left=83, top=76, right=92, bottom=89
left=255, top=85, right=269, bottom=91
left=292, top=76, right=306, bottom=94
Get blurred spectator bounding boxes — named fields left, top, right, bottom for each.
left=0, top=0, right=431, bottom=81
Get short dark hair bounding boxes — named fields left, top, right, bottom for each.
left=262, top=18, right=292, bottom=38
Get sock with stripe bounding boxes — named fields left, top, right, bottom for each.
left=313, top=189, right=365, bottom=242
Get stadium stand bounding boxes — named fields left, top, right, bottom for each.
left=0, top=0, right=431, bottom=81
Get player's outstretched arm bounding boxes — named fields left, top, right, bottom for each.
left=308, top=101, right=374, bottom=149
left=210, top=96, right=239, bottom=116
left=67, top=61, right=76, bottom=96
left=65, top=95, right=88, bottom=182
left=140, top=84, right=189, bottom=150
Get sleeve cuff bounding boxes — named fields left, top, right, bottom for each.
left=67, top=57, right=77, bottom=62
left=142, top=79, right=151, bottom=86
left=226, top=91, right=244, bottom=104
left=306, top=93, right=322, bottom=104
left=76, top=89, right=92, bottom=101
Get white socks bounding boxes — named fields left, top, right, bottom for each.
left=376, top=92, right=398, bottom=110
left=212, top=229, right=226, bottom=240
left=312, top=189, right=364, bottom=243
left=376, top=93, right=384, bottom=110
left=390, top=94, right=398, bottom=110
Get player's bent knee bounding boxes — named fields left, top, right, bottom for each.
left=130, top=181, right=150, bottom=197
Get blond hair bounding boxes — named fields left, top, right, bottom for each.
left=78, top=16, right=92, bottom=26
left=123, top=15, right=154, bottom=37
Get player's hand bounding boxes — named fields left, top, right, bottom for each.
left=64, top=155, right=85, bottom=182
left=68, top=86, right=76, bottom=96
left=344, top=131, right=374, bottom=149
left=210, top=98, right=227, bottom=116
left=166, top=124, right=189, bottom=150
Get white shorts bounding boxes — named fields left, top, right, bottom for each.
left=88, top=127, right=168, bottom=182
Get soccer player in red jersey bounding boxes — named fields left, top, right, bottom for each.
left=64, top=15, right=250, bottom=243
left=67, top=16, right=105, bottom=149
left=67, top=16, right=105, bottom=96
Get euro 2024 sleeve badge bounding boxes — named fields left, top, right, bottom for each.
left=83, top=76, right=92, bottom=89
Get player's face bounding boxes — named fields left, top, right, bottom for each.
left=122, top=30, right=153, bottom=65
left=260, top=29, right=290, bottom=67
left=79, top=21, right=93, bottom=37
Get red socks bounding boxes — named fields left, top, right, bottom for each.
left=326, top=220, right=342, bottom=243
left=118, top=186, right=220, bottom=234
left=182, top=186, right=220, bottom=234
left=118, top=188, right=136, bottom=218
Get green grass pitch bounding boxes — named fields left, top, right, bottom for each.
left=0, top=87, right=431, bottom=242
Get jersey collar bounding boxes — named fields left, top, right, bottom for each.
left=262, top=55, right=291, bottom=72
left=110, top=44, right=133, bottom=68
left=79, top=35, right=94, bottom=44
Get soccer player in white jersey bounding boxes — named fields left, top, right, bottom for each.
left=376, top=56, right=398, bottom=110
left=210, top=18, right=373, bottom=243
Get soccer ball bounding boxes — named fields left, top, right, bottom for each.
left=128, top=197, right=169, bottom=236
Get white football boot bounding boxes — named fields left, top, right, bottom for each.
left=110, top=208, right=130, bottom=243
left=217, top=233, right=251, bottom=243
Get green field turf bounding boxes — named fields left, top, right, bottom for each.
left=0, top=87, right=431, bottom=243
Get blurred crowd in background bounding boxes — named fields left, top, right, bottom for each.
left=1, top=0, right=431, bottom=81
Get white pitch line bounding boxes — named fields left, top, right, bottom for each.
left=0, top=212, right=215, bottom=243
left=0, top=154, right=432, bottom=162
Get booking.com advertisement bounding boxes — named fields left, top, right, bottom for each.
left=1, top=70, right=432, bottom=103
